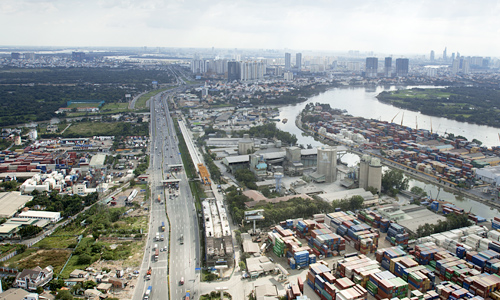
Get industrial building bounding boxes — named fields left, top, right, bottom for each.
left=475, top=165, right=500, bottom=186
left=18, top=211, right=62, bottom=223
left=317, top=188, right=379, bottom=207
left=222, top=147, right=319, bottom=177
left=0, top=192, right=33, bottom=219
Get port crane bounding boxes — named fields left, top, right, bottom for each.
left=400, top=112, right=405, bottom=126
left=391, top=112, right=400, bottom=123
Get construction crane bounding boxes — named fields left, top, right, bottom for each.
left=391, top=112, right=400, bottom=123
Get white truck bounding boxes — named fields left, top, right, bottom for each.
left=155, top=232, right=160, bottom=241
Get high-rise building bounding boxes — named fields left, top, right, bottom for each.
left=227, top=61, right=241, bottom=82
left=240, top=61, right=265, bottom=81
left=430, top=50, right=435, bottom=61
left=285, top=53, right=291, bottom=70
left=443, top=47, right=447, bottom=62
left=384, top=57, right=392, bottom=77
left=296, top=53, right=302, bottom=70
left=72, top=51, right=85, bottom=62
left=395, top=58, right=409, bottom=77
left=359, top=155, right=382, bottom=193
left=365, top=57, right=378, bottom=78
left=451, top=58, right=470, bottom=75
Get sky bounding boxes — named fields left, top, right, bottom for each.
left=1, top=0, right=500, bottom=57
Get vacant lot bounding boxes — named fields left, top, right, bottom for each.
left=4, top=249, right=71, bottom=274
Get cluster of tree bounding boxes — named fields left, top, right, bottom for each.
left=133, top=155, right=149, bottom=176
left=377, top=87, right=500, bottom=128
left=18, top=225, right=43, bottom=238
left=262, top=84, right=336, bottom=105
left=0, top=180, right=19, bottom=192
left=225, top=186, right=251, bottom=224
left=0, top=68, right=174, bottom=86
left=415, top=213, right=472, bottom=238
left=382, top=169, right=409, bottom=197
left=203, top=152, right=221, bottom=183
left=234, top=169, right=257, bottom=190
left=26, top=191, right=99, bottom=218
left=0, top=85, right=128, bottom=126
left=236, top=123, right=297, bottom=146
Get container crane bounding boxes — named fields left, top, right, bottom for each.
left=391, top=112, right=400, bottom=123
left=400, top=112, right=405, bottom=126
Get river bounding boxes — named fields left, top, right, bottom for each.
left=275, top=85, right=500, bottom=219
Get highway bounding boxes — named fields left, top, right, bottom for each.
left=132, top=88, right=200, bottom=300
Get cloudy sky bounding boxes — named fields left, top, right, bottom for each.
left=1, top=0, right=499, bottom=56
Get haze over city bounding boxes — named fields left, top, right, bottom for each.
left=1, top=0, right=500, bottom=57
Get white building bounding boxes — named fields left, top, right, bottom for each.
left=476, top=165, right=500, bottom=186
left=18, top=211, right=62, bottom=223
left=14, top=266, right=53, bottom=291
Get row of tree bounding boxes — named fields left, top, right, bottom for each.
left=235, top=123, right=298, bottom=146
left=26, top=191, right=99, bottom=218
left=416, top=213, right=472, bottom=238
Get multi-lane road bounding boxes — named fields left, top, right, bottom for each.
left=133, top=87, right=200, bottom=300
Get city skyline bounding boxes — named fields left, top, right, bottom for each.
left=1, top=0, right=499, bottom=57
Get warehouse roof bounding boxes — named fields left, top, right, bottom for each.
left=0, top=192, right=33, bottom=219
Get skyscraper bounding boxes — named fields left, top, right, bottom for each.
left=227, top=61, right=241, bottom=82
left=365, top=57, right=378, bottom=78
left=443, top=47, right=447, bottom=62
left=430, top=50, right=435, bottom=61
left=296, top=53, right=302, bottom=70
left=384, top=57, right=392, bottom=77
left=395, top=58, right=409, bottom=77
left=285, top=53, right=291, bottom=70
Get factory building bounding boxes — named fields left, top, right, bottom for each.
left=358, top=155, right=382, bottom=193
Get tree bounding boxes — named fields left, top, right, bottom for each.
left=18, top=225, right=43, bottom=238
left=48, top=279, right=66, bottom=291
left=410, top=186, right=427, bottom=198
left=77, top=253, right=92, bottom=265
left=239, top=260, right=246, bottom=271
left=55, top=290, right=73, bottom=300
left=382, top=170, right=409, bottom=196
left=365, top=186, right=379, bottom=195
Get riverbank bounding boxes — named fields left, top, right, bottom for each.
left=295, top=113, right=500, bottom=216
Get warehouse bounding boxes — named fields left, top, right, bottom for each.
left=0, top=192, right=33, bottom=219
left=18, top=211, right=62, bottom=223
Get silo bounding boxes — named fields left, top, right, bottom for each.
left=317, top=146, right=337, bottom=183
left=367, top=157, right=382, bottom=193
left=238, top=134, right=254, bottom=155
left=359, top=155, right=371, bottom=189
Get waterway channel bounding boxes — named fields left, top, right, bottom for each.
left=275, top=86, right=500, bottom=219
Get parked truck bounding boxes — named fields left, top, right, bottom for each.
left=144, top=286, right=152, bottom=300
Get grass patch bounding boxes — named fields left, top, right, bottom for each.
left=4, top=249, right=71, bottom=274
left=34, top=236, right=78, bottom=249
left=135, top=88, right=170, bottom=109
left=60, top=254, right=91, bottom=278
left=0, top=244, right=17, bottom=255
left=100, top=102, right=130, bottom=113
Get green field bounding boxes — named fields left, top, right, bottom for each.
left=387, top=88, right=452, bottom=99
left=135, top=87, right=175, bottom=109
left=58, top=121, right=148, bottom=137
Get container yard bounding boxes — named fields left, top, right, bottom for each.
left=302, top=108, right=500, bottom=187
left=261, top=209, right=500, bottom=300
